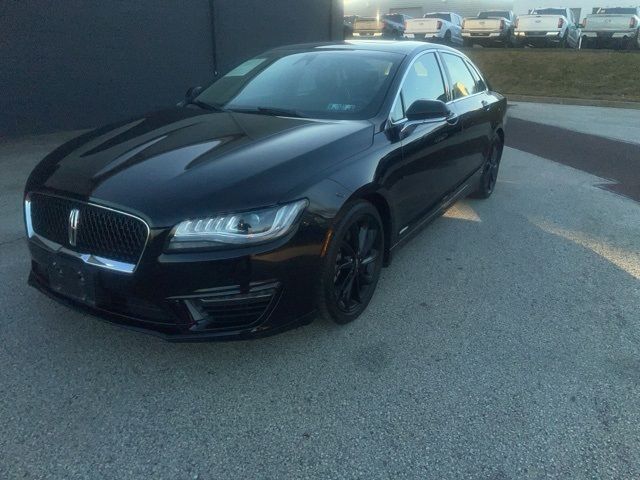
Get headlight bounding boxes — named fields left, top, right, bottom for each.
left=166, top=199, right=308, bottom=251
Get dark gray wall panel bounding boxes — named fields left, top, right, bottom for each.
left=212, top=0, right=343, bottom=74
left=1, top=1, right=215, bottom=135
left=1, top=0, right=341, bottom=135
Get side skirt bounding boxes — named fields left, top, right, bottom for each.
left=389, top=167, right=483, bottom=254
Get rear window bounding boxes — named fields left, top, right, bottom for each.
left=383, top=14, right=404, bottom=23
left=597, top=7, right=636, bottom=14
left=478, top=11, right=510, bottom=19
left=423, top=13, right=451, bottom=22
left=531, top=8, right=566, bottom=16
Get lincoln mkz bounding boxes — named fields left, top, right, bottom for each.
left=24, top=41, right=507, bottom=340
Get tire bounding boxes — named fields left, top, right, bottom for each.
left=444, top=30, right=452, bottom=46
left=558, top=32, right=568, bottom=48
left=316, top=200, right=385, bottom=325
left=471, top=136, right=504, bottom=199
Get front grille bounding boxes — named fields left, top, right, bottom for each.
left=29, top=193, right=148, bottom=265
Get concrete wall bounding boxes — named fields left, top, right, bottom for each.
left=0, top=0, right=342, bottom=136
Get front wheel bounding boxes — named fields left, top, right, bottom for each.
left=471, top=137, right=503, bottom=199
left=316, top=200, right=384, bottom=324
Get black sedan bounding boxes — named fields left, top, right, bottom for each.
left=24, top=41, right=507, bottom=340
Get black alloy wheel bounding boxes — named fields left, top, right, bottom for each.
left=316, top=200, right=384, bottom=324
left=472, top=137, right=503, bottom=199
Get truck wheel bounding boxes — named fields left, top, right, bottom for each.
left=628, top=32, right=640, bottom=50
left=444, top=30, right=452, bottom=45
left=558, top=32, right=568, bottom=48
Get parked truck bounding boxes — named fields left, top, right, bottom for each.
left=514, top=7, right=581, bottom=48
left=581, top=6, right=640, bottom=49
left=404, top=12, right=464, bottom=45
left=462, top=10, right=516, bottom=47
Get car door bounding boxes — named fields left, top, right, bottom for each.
left=384, top=51, right=465, bottom=229
left=566, top=10, right=580, bottom=47
left=438, top=52, right=492, bottom=183
left=453, top=14, right=463, bottom=45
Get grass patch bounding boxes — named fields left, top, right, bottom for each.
left=464, top=49, right=640, bottom=102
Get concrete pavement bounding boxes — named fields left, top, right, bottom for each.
left=1, top=111, right=639, bottom=479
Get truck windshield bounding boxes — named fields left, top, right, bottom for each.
left=532, top=9, right=566, bottom=16
left=423, top=13, right=451, bottom=22
left=478, top=11, right=510, bottom=19
left=194, top=50, right=403, bottom=120
left=597, top=8, right=636, bottom=14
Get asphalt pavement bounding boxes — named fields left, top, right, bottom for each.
left=1, top=105, right=639, bottom=479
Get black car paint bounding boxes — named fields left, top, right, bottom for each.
left=25, top=41, right=506, bottom=340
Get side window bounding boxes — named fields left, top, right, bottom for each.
left=440, top=53, right=478, bottom=100
left=466, top=60, right=487, bottom=92
left=390, top=95, right=404, bottom=123
left=400, top=53, right=447, bottom=111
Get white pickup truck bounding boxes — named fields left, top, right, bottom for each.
left=514, top=7, right=582, bottom=48
left=404, top=12, right=464, bottom=46
left=581, top=7, right=640, bottom=49
left=462, top=10, right=516, bottom=47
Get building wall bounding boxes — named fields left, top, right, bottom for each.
left=0, top=0, right=342, bottom=135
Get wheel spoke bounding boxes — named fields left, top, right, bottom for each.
left=360, top=249, right=379, bottom=266
left=361, top=227, right=378, bottom=256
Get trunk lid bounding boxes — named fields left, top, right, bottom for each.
left=585, top=14, right=636, bottom=30
left=464, top=18, right=503, bottom=31
left=353, top=18, right=383, bottom=33
left=516, top=15, right=562, bottom=31
left=405, top=18, right=442, bottom=34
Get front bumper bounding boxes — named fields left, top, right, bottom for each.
left=27, top=218, right=326, bottom=341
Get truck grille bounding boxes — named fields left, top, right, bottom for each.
left=29, top=193, right=148, bottom=266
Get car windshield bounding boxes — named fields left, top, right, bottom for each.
left=194, top=50, right=403, bottom=120
left=532, top=9, right=565, bottom=16
left=424, top=13, right=451, bottom=22
left=597, top=7, right=636, bottom=14
left=478, top=11, right=510, bottom=19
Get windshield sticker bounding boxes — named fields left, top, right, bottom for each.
left=327, top=104, right=357, bottom=112
left=227, top=58, right=267, bottom=77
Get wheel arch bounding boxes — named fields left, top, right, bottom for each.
left=340, top=187, right=394, bottom=267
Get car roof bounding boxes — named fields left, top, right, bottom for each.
left=267, top=40, right=461, bottom=57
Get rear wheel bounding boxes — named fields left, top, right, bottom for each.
left=316, top=201, right=384, bottom=325
left=444, top=30, right=452, bottom=45
left=471, top=136, right=503, bottom=199
left=558, top=32, right=568, bottom=48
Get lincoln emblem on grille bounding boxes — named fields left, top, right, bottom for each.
left=68, top=208, right=80, bottom=247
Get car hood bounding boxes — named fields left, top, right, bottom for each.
left=28, top=107, right=374, bottom=227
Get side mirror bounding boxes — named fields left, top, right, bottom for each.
left=405, top=99, right=451, bottom=121
left=184, top=86, right=203, bottom=104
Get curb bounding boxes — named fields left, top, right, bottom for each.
left=506, top=95, right=640, bottom=110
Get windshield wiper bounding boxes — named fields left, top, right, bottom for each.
left=189, top=100, right=227, bottom=112
left=230, top=106, right=304, bottom=118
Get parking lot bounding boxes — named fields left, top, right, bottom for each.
left=1, top=104, right=639, bottom=478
